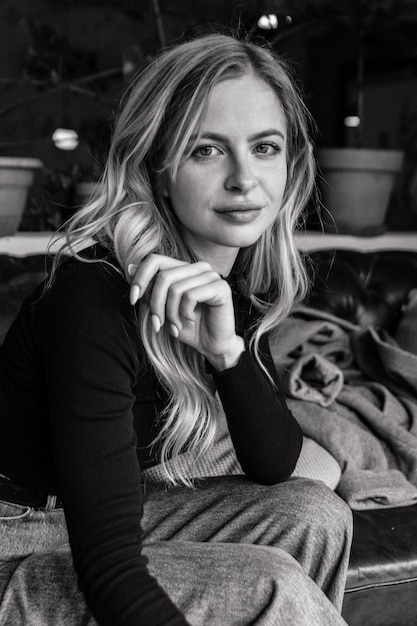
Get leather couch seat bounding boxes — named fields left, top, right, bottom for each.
left=344, top=503, right=417, bottom=626
left=306, top=249, right=417, bottom=626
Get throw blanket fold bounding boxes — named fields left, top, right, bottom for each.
left=336, top=469, right=417, bottom=510
left=284, top=353, right=344, bottom=408
left=270, top=307, right=417, bottom=510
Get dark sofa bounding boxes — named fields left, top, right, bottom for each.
left=1, top=247, right=417, bottom=625
left=306, top=248, right=417, bottom=626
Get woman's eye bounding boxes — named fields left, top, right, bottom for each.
left=193, top=145, right=222, bottom=158
left=253, top=142, right=280, bottom=156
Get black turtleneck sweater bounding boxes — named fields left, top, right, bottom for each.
left=0, top=245, right=302, bottom=625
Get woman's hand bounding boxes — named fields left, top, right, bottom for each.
left=128, top=254, right=245, bottom=371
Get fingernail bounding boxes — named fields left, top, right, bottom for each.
left=169, top=323, right=179, bottom=338
left=130, top=285, right=141, bottom=305
left=151, top=314, right=161, bottom=333
left=127, top=264, right=137, bottom=277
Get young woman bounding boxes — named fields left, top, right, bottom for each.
left=0, top=34, right=352, bottom=625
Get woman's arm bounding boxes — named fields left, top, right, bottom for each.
left=129, top=255, right=302, bottom=486
left=41, top=258, right=189, bottom=626
left=211, top=334, right=303, bottom=485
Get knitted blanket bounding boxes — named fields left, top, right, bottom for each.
left=269, top=307, right=417, bottom=510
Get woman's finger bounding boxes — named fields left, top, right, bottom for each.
left=149, top=262, right=214, bottom=324
left=128, top=254, right=188, bottom=305
left=159, top=270, right=222, bottom=330
left=178, top=279, right=233, bottom=324
left=176, top=280, right=237, bottom=355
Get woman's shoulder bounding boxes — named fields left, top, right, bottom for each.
left=37, top=244, right=133, bottom=332
left=26, top=244, right=145, bottom=365
left=51, top=243, right=126, bottom=298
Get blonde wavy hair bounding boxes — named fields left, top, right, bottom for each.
left=51, top=33, right=316, bottom=485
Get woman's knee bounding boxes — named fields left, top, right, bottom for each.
left=303, top=478, right=351, bottom=521
left=269, top=477, right=352, bottom=538
left=224, top=475, right=353, bottom=540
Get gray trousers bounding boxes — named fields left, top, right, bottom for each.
left=0, top=476, right=352, bottom=625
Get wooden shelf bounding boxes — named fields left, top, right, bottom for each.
left=296, top=231, right=417, bottom=252
left=1, top=231, right=416, bottom=257
left=0, top=232, right=59, bottom=256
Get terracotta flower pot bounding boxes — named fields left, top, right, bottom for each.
left=317, top=148, right=404, bottom=236
left=0, top=157, right=43, bottom=236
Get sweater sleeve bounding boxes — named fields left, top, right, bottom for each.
left=40, top=260, right=189, bottom=626
left=211, top=333, right=303, bottom=486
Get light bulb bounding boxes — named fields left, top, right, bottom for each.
left=52, top=128, right=79, bottom=150
left=257, top=14, right=279, bottom=30
left=344, top=116, right=361, bottom=128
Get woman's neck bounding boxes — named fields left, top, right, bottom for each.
left=190, top=244, right=239, bottom=278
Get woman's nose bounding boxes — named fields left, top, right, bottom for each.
left=225, top=156, right=258, bottom=193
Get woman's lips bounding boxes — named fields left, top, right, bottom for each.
left=214, top=205, right=263, bottom=223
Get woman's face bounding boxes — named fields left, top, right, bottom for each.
left=166, top=73, right=288, bottom=273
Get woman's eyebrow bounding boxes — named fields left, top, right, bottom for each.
left=191, top=129, right=286, bottom=142
left=248, top=129, right=286, bottom=141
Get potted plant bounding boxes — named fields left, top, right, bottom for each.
left=0, top=157, right=43, bottom=237
left=272, top=0, right=417, bottom=235
left=316, top=147, right=404, bottom=235
left=0, top=12, right=148, bottom=234
left=312, top=0, right=416, bottom=234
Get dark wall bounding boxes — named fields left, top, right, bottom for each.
left=1, top=0, right=416, bottom=169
